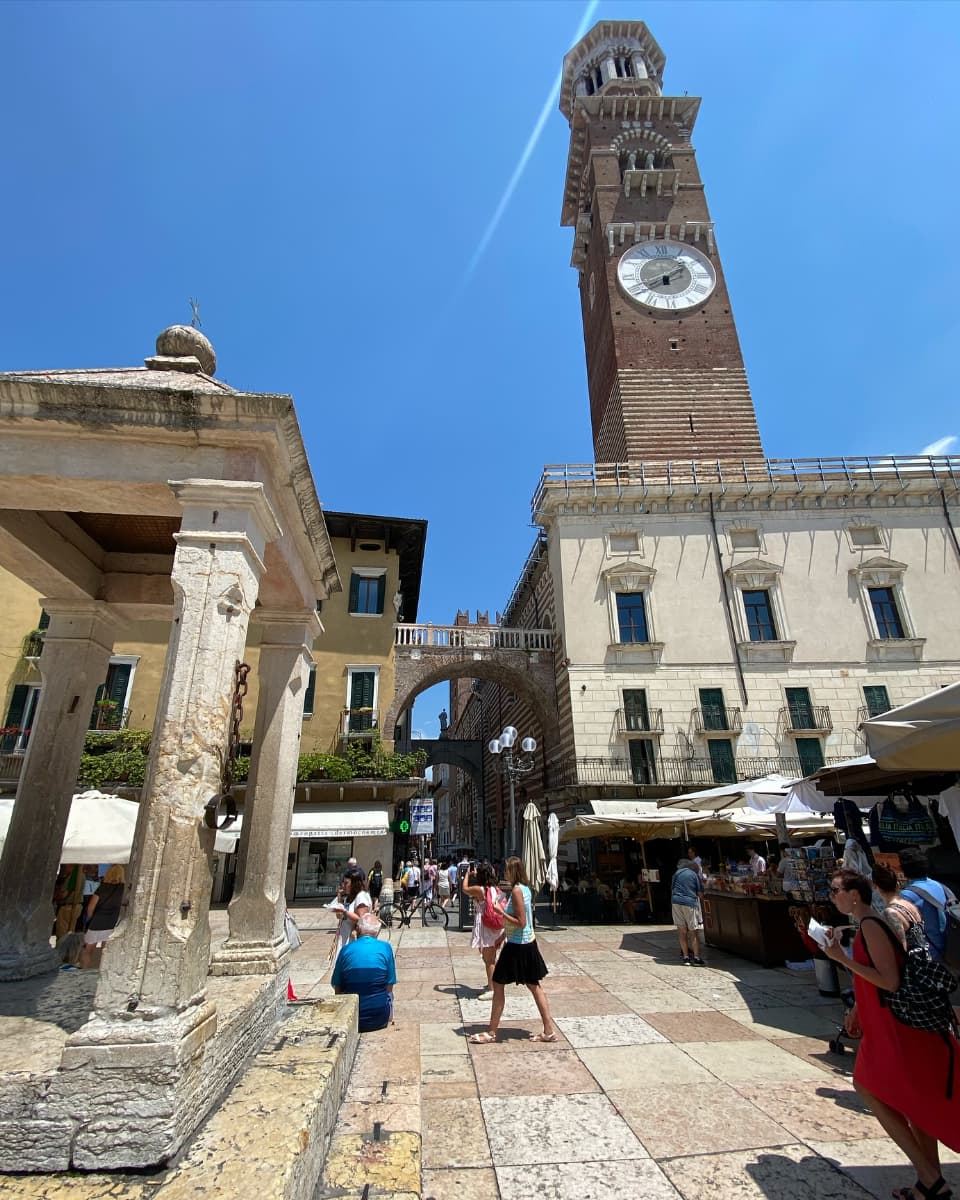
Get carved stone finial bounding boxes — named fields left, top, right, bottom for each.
left=154, top=325, right=217, bottom=375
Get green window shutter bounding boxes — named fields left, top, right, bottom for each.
left=628, top=737, right=657, bottom=783
left=623, top=689, right=649, bottom=731
left=37, top=610, right=50, bottom=631
left=796, top=737, right=824, bottom=775
left=863, top=686, right=890, bottom=717
left=2, top=684, right=29, bottom=752
left=699, top=688, right=727, bottom=730
left=350, top=671, right=375, bottom=709
left=106, top=663, right=131, bottom=708
left=303, top=667, right=317, bottom=717
left=348, top=573, right=361, bottom=613
left=707, top=739, right=736, bottom=784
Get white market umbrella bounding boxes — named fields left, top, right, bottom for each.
left=862, top=681, right=960, bottom=771
left=521, top=801, right=547, bottom=897
left=658, top=773, right=797, bottom=813
left=0, top=790, right=236, bottom=862
left=546, top=811, right=559, bottom=908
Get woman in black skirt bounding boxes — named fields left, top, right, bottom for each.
left=468, top=856, right=558, bottom=1044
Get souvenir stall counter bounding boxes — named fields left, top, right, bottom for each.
left=702, top=874, right=809, bottom=967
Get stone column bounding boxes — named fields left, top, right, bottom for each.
left=210, top=609, right=321, bottom=975
left=0, top=602, right=118, bottom=979
left=93, top=480, right=281, bottom=1017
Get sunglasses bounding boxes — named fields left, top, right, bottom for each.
left=829, top=885, right=845, bottom=895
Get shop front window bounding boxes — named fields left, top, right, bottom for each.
left=294, top=838, right=354, bottom=898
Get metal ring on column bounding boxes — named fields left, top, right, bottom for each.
left=204, top=791, right=238, bottom=830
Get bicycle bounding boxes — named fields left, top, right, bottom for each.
left=380, top=890, right=449, bottom=932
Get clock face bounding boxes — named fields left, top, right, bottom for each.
left=617, top=239, right=716, bottom=313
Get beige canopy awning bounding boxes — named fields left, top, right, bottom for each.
left=862, top=681, right=960, bottom=771
left=558, top=799, right=833, bottom=844
left=216, top=802, right=391, bottom=850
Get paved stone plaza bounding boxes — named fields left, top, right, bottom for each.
left=301, top=905, right=959, bottom=1200
left=2, top=904, right=959, bottom=1199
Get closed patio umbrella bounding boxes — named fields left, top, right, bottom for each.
left=521, top=801, right=547, bottom=898
left=546, top=811, right=559, bottom=910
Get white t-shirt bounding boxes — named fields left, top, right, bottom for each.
left=335, top=890, right=372, bottom=954
left=750, top=855, right=767, bottom=876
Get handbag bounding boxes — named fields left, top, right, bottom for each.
left=481, top=887, right=505, bottom=931
left=862, top=915, right=958, bottom=1097
left=284, top=911, right=302, bottom=951
left=904, top=883, right=960, bottom=976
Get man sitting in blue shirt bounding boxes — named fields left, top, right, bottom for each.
left=331, top=912, right=396, bottom=1031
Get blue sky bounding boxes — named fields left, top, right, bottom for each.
left=2, top=1, right=959, bottom=737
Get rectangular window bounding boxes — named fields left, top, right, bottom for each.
left=707, top=739, right=736, bottom=785
left=1, top=683, right=40, bottom=753
left=615, top=592, right=649, bottom=643
left=348, top=572, right=386, bottom=615
left=303, top=667, right=317, bottom=717
left=742, top=589, right=778, bottom=641
left=869, top=587, right=905, bottom=639
left=795, top=737, right=825, bottom=775
left=628, top=737, right=657, bottom=785
left=90, top=662, right=132, bottom=730
left=785, top=687, right=815, bottom=730
left=863, top=685, right=891, bottom=718
left=699, top=687, right=728, bottom=731
left=348, top=669, right=377, bottom=731
left=623, top=688, right=650, bottom=732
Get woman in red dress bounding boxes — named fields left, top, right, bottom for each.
left=823, top=868, right=959, bottom=1200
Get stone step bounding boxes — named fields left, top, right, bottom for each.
left=0, top=996, right=358, bottom=1200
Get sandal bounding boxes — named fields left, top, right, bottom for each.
left=918, top=1180, right=952, bottom=1200
left=468, top=1031, right=498, bottom=1044
left=894, top=1180, right=953, bottom=1200
left=529, top=1032, right=559, bottom=1042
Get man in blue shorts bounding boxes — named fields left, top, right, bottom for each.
left=331, top=912, right=396, bottom=1031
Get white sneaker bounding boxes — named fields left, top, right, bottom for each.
left=477, top=989, right=494, bottom=1001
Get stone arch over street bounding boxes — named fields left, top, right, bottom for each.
left=388, top=648, right=559, bottom=756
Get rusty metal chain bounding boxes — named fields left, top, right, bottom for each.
left=203, top=661, right=250, bottom=832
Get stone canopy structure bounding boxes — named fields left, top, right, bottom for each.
left=0, top=327, right=342, bottom=1169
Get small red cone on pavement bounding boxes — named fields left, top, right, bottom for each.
left=287, top=978, right=298, bottom=1002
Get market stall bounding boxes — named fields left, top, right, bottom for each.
left=701, top=842, right=835, bottom=967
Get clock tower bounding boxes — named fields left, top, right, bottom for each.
left=560, top=21, right=764, bottom=464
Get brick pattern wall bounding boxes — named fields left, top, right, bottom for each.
left=575, top=109, right=764, bottom=464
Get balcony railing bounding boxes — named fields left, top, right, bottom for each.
left=22, top=632, right=44, bottom=660
left=533, top=454, right=960, bottom=520
left=780, top=705, right=833, bottom=734
left=396, top=623, right=553, bottom=651
left=546, top=754, right=846, bottom=790
left=616, top=707, right=664, bottom=735
left=693, top=705, right=742, bottom=735
left=89, top=705, right=130, bottom=731
left=341, top=707, right=379, bottom=737
left=0, top=751, right=24, bottom=784
left=857, top=704, right=889, bottom=724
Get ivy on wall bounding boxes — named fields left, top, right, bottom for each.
left=77, top=730, right=427, bottom=790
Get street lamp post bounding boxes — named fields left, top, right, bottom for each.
left=488, top=725, right=537, bottom=856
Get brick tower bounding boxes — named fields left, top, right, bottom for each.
left=560, top=21, right=764, bottom=464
